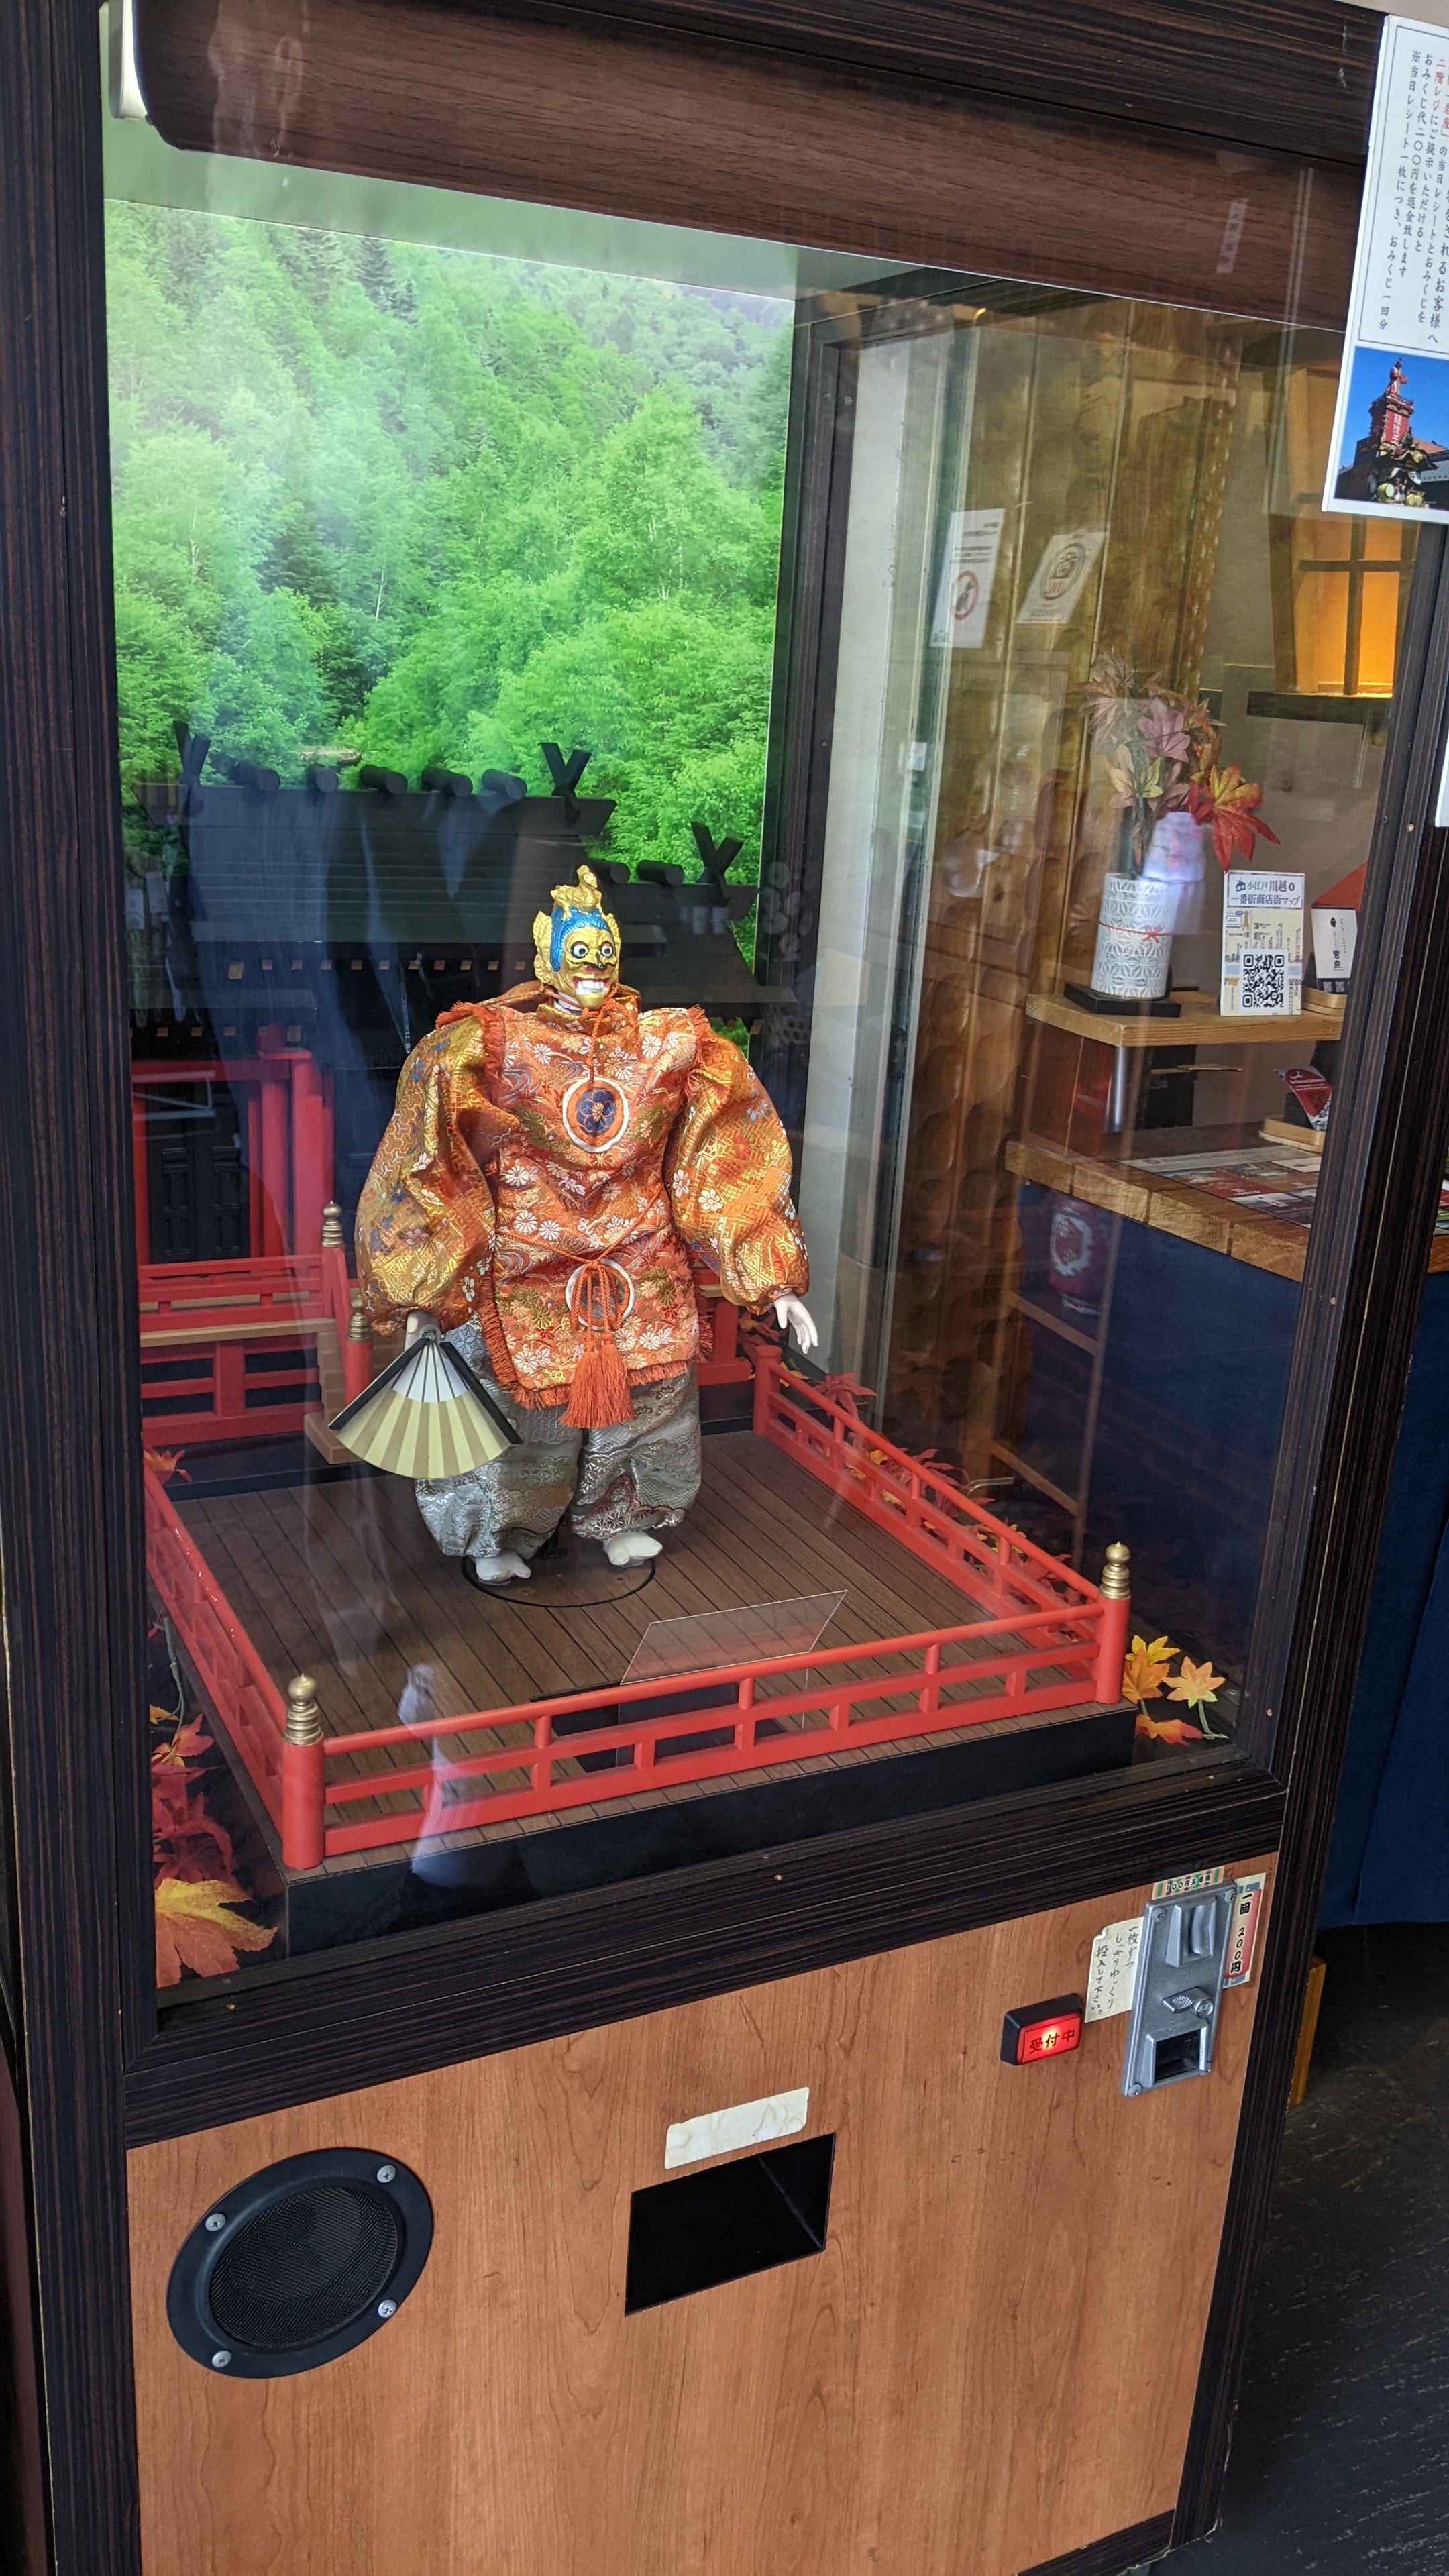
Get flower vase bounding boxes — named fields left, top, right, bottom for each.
left=1087, top=869, right=1179, bottom=1002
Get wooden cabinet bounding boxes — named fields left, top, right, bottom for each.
left=129, top=1870, right=1273, bottom=2576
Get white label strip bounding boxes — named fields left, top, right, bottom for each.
left=1224, top=1873, right=1268, bottom=1989
left=664, top=2087, right=809, bottom=2171
left=1085, top=1917, right=1144, bottom=2022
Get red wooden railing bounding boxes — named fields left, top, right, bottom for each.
left=138, top=1226, right=362, bottom=1444
left=145, top=1356, right=1130, bottom=1874
left=751, top=1346, right=1107, bottom=1631
left=138, top=1253, right=333, bottom=1445
left=144, top=1467, right=288, bottom=1833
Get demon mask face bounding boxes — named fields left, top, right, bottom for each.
left=533, top=865, right=621, bottom=1014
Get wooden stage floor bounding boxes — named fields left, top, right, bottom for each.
left=176, top=1431, right=1089, bottom=1872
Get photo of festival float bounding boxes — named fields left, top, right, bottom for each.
left=1334, top=350, right=1449, bottom=509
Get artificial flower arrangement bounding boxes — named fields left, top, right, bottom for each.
left=1121, top=1631, right=1227, bottom=1743
left=1081, top=651, right=1279, bottom=876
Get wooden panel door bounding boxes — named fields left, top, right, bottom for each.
left=128, top=1862, right=1273, bottom=2576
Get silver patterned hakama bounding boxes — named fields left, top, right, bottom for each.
left=415, top=1321, right=702, bottom=1562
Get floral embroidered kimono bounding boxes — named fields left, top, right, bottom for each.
left=356, top=984, right=808, bottom=1560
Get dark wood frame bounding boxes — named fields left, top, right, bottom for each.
left=131, top=0, right=1366, bottom=329
left=488, top=0, right=1383, bottom=166
left=8, top=3, right=1449, bottom=2573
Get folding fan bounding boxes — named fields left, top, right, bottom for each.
left=328, top=1328, right=519, bottom=1478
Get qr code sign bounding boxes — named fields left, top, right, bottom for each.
left=1239, top=949, right=1287, bottom=1013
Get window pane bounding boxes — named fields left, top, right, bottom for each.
left=107, top=105, right=1411, bottom=1992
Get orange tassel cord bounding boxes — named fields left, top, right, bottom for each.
left=563, top=1260, right=635, bottom=1428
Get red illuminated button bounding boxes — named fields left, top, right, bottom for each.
left=1000, top=1994, right=1085, bottom=2066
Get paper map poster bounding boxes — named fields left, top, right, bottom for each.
left=931, top=508, right=1004, bottom=647
left=1324, top=17, right=1449, bottom=521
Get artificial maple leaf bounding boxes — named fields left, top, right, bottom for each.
left=152, top=1766, right=234, bottom=1883
left=154, top=1877, right=274, bottom=1986
left=1134, top=1709, right=1199, bottom=1744
left=1186, top=765, right=1281, bottom=871
left=143, top=1446, right=189, bottom=1483
left=151, top=1715, right=213, bottom=1768
left=161, top=1799, right=233, bottom=1874
left=1122, top=1633, right=1176, bottom=1704
left=1168, top=1656, right=1225, bottom=1709
left=150, top=1762, right=194, bottom=1839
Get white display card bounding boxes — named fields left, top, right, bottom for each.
left=1220, top=870, right=1305, bottom=1016
left=1324, top=18, right=1449, bottom=522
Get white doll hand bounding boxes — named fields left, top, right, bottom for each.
left=774, top=1295, right=818, bottom=1354
left=405, top=1309, right=435, bottom=1347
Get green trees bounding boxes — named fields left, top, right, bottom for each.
left=106, top=207, right=789, bottom=881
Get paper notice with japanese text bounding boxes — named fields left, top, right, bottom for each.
left=1085, top=1916, right=1143, bottom=2022
left=1223, top=1874, right=1268, bottom=1990
left=1325, top=18, right=1449, bottom=521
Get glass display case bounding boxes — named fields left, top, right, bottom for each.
left=103, top=111, right=1415, bottom=1988
left=13, top=6, right=1449, bottom=2575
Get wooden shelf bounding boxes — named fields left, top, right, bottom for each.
left=1006, top=1136, right=1310, bottom=1279
left=1026, top=991, right=1344, bottom=1050
left=1008, top=1134, right=1449, bottom=1281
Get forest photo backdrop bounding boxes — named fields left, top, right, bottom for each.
left=105, top=205, right=791, bottom=881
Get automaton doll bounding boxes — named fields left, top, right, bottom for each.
left=356, top=866, right=815, bottom=1582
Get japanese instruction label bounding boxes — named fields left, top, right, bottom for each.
left=1223, top=1873, right=1269, bottom=1990
left=1085, top=1916, right=1144, bottom=2021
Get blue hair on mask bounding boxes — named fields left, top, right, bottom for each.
left=549, top=907, right=610, bottom=971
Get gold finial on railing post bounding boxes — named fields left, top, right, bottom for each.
left=1099, top=1540, right=1130, bottom=1599
left=282, top=1672, right=326, bottom=1872
left=284, top=1673, right=323, bottom=1744
left=1095, top=1540, right=1132, bottom=1705
left=347, top=1286, right=370, bottom=1342
left=321, top=1201, right=345, bottom=1248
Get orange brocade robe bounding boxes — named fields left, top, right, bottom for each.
left=356, top=986, right=808, bottom=1407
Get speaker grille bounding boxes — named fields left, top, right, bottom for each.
left=207, top=2184, right=402, bottom=2353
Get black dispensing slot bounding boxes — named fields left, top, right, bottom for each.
left=624, top=2135, right=835, bottom=2314
left=1152, top=2029, right=1208, bottom=2084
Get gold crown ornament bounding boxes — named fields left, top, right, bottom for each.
left=533, top=865, right=623, bottom=1015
